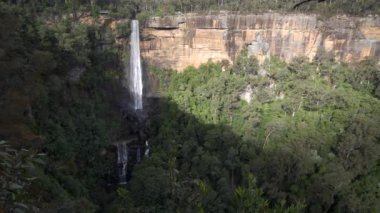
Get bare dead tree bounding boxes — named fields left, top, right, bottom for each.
left=293, top=0, right=327, bottom=9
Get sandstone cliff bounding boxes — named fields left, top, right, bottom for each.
left=140, top=13, right=380, bottom=71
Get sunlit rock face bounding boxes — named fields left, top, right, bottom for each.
left=140, top=13, right=380, bottom=71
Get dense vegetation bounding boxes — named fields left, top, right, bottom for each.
left=4, top=0, right=380, bottom=19
left=132, top=0, right=380, bottom=17
left=119, top=55, right=380, bottom=212
left=0, top=2, right=125, bottom=211
left=1, top=0, right=380, bottom=212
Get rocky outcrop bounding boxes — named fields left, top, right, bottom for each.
left=140, top=13, right=380, bottom=71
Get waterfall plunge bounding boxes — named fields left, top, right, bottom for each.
left=117, top=143, right=128, bottom=184
left=129, top=20, right=143, bottom=110
left=117, top=20, right=144, bottom=184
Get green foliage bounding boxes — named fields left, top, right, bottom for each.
left=347, top=58, right=380, bottom=94
left=7, top=0, right=378, bottom=20
left=143, top=54, right=380, bottom=212
left=115, top=21, right=131, bottom=39
left=232, top=47, right=259, bottom=75
left=233, top=174, right=269, bottom=212
left=0, top=141, right=44, bottom=212
left=123, top=0, right=380, bottom=16
left=0, top=2, right=124, bottom=211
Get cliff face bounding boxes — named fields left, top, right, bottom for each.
left=140, top=13, right=380, bottom=71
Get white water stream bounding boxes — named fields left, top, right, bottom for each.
left=117, top=20, right=144, bottom=184
left=129, top=20, right=143, bottom=110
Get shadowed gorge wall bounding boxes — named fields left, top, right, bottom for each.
left=140, top=13, right=380, bottom=71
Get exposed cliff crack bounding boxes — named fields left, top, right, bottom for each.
left=141, top=13, right=380, bottom=70
left=147, top=27, right=179, bottom=30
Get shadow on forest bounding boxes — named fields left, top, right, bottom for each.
left=114, top=96, right=305, bottom=212
left=110, top=90, right=379, bottom=213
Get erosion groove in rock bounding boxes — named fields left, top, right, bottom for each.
left=140, top=13, right=380, bottom=71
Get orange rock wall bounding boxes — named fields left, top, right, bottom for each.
left=140, top=13, right=380, bottom=71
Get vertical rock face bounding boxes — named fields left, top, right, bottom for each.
left=140, top=13, right=380, bottom=71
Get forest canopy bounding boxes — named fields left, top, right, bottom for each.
left=4, top=0, right=380, bottom=19
left=134, top=54, right=380, bottom=212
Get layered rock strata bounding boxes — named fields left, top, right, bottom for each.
left=140, top=13, right=380, bottom=71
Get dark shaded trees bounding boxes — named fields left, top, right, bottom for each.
left=131, top=52, right=380, bottom=212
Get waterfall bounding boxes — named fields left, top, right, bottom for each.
left=145, top=140, right=150, bottom=156
left=117, top=142, right=128, bottom=184
left=136, top=147, right=141, bottom=163
left=116, top=20, right=144, bottom=184
left=129, top=20, right=143, bottom=110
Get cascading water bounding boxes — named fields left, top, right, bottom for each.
left=136, top=147, right=141, bottom=163
left=129, top=20, right=143, bottom=110
left=116, top=20, right=144, bottom=184
left=117, top=142, right=128, bottom=184
left=145, top=140, right=150, bottom=156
